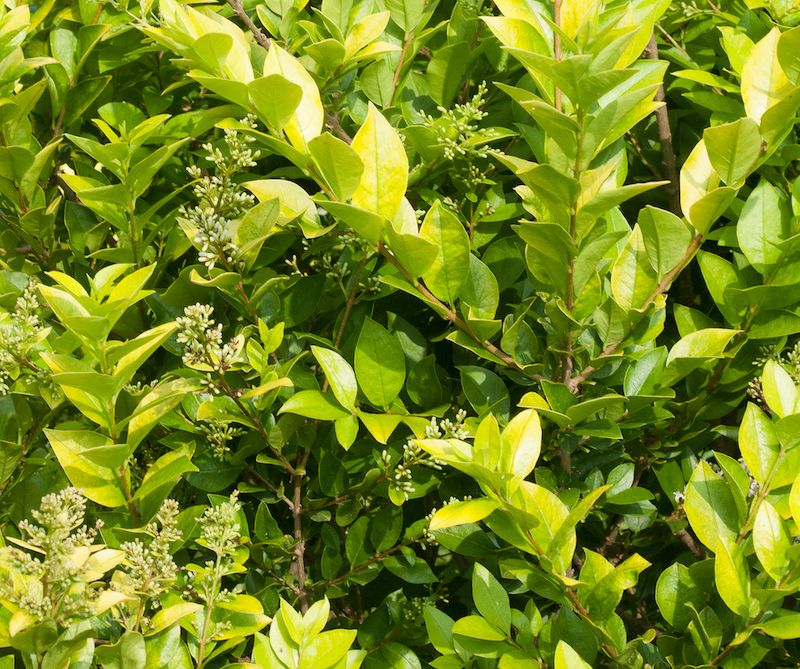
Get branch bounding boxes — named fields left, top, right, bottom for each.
left=226, top=0, right=271, bottom=51
left=645, top=33, right=681, bottom=217
left=324, top=110, right=352, bottom=145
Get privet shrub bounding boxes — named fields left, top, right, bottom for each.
left=1, top=0, right=800, bottom=667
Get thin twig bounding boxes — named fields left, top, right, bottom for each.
left=645, top=33, right=681, bottom=217
left=226, top=0, right=271, bottom=51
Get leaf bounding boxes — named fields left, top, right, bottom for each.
left=762, top=359, right=798, bottom=418
left=263, top=44, right=323, bottom=152
left=754, top=499, right=791, bottom=582
left=715, top=536, right=750, bottom=618
left=383, top=555, right=437, bottom=583
left=354, top=318, right=405, bottom=409
left=424, top=606, right=455, bottom=655
left=44, top=429, right=126, bottom=508
left=451, top=615, right=506, bottom=642
left=610, top=224, right=658, bottom=312
left=758, top=613, right=800, bottom=639
left=429, top=498, right=501, bottom=530
left=472, top=564, right=510, bottom=634
left=554, top=641, right=592, bottom=669
left=742, top=28, right=794, bottom=123
left=344, top=11, right=390, bottom=59
left=248, top=74, right=303, bottom=131
left=312, top=346, right=357, bottom=413
left=309, top=134, right=364, bottom=202
left=302, top=629, right=357, bottom=669
left=386, top=0, right=424, bottom=33
left=585, top=553, right=650, bottom=621
left=778, top=27, right=800, bottom=85
left=684, top=461, right=739, bottom=551
left=384, top=223, right=439, bottom=280
left=147, top=603, right=204, bottom=637
left=426, top=42, right=470, bottom=108
left=663, top=328, right=737, bottom=386
left=655, top=563, right=705, bottom=628
left=679, top=139, right=722, bottom=233
left=636, top=206, right=693, bottom=281
left=499, top=409, right=541, bottom=479
left=739, top=402, right=779, bottom=486
left=737, top=179, right=791, bottom=276
left=419, top=201, right=471, bottom=305
left=94, top=632, right=146, bottom=669
left=703, top=117, right=762, bottom=187
left=279, top=390, right=350, bottom=420
left=351, top=103, right=408, bottom=221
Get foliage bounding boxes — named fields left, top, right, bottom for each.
left=1, top=0, right=800, bottom=667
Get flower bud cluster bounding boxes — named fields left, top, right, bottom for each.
left=181, top=117, right=260, bottom=272
left=200, top=418, right=245, bottom=460
left=0, top=280, right=44, bottom=395
left=119, top=499, right=182, bottom=599
left=198, top=490, right=242, bottom=557
left=419, top=83, right=501, bottom=188
left=176, top=303, right=241, bottom=378
left=0, top=488, right=107, bottom=624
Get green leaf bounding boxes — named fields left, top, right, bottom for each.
left=424, top=606, right=455, bottom=655
left=472, top=564, right=510, bottom=634
left=703, top=118, right=761, bottom=187
left=585, top=553, right=650, bottom=621
left=383, top=554, right=437, bottom=583
left=684, top=461, right=739, bottom=551
left=312, top=345, right=357, bottom=413
left=428, top=498, right=500, bottom=530
left=663, top=328, right=738, bottom=386
left=419, top=201, right=471, bottom=305
left=754, top=499, right=791, bottom=581
left=385, top=223, right=438, bottom=281
left=459, top=366, right=510, bottom=420
left=279, top=390, right=351, bottom=420
left=762, top=359, right=798, bottom=418
left=610, top=224, right=658, bottom=312
left=308, top=134, right=364, bottom=203
left=696, top=251, right=748, bottom=326
left=742, top=28, right=794, bottom=123
left=739, top=402, right=779, bottom=486
left=426, top=41, right=470, bottom=108
left=554, top=640, right=592, bottom=669
left=451, top=615, right=506, bottom=641
left=248, top=74, right=303, bottom=131
left=499, top=409, right=541, bottom=479
left=655, top=563, right=705, bottom=628
left=351, top=103, right=408, bottom=221
left=385, top=0, right=424, bottom=33
left=461, top=255, right=499, bottom=320
left=303, top=630, right=357, bottom=669
left=737, top=179, right=791, bottom=276
left=44, top=429, right=126, bottom=508
left=715, top=536, right=751, bottom=618
left=637, top=206, right=693, bottom=281
left=320, top=201, right=384, bottom=245
left=94, top=632, right=146, bottom=669
left=758, top=613, right=800, bottom=639
left=354, top=317, right=405, bottom=409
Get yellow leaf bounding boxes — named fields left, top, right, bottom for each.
left=45, top=430, right=127, bottom=508
left=94, top=591, right=136, bottom=616
left=429, top=498, right=500, bottom=530
left=500, top=409, right=541, bottom=479
left=742, top=28, right=794, bottom=123
left=560, top=0, right=603, bottom=39
left=344, top=11, right=390, bottom=60
left=351, top=103, right=408, bottom=222
left=679, top=139, right=720, bottom=228
left=610, top=224, right=658, bottom=312
left=147, top=602, right=204, bottom=636
left=263, top=45, right=323, bottom=152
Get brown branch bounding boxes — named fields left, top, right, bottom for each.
left=645, top=33, right=681, bottom=217
left=324, top=110, right=352, bottom=145
left=226, top=0, right=271, bottom=51
left=675, top=528, right=707, bottom=561
left=391, top=31, right=415, bottom=101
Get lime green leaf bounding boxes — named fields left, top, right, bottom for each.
left=312, top=346, right=357, bottom=413
left=419, top=201, right=470, bottom=305
left=684, top=461, right=739, bottom=551
left=354, top=317, right=405, bottom=409
left=715, top=536, right=750, bottom=618
left=351, top=103, right=408, bottom=222
left=742, top=28, right=794, bottom=123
